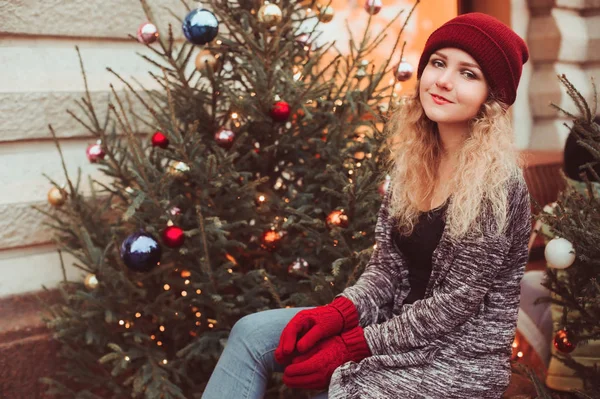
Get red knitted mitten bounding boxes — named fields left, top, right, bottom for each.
left=282, top=325, right=371, bottom=390
left=275, top=296, right=358, bottom=365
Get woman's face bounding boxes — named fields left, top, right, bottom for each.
left=418, top=48, right=489, bottom=126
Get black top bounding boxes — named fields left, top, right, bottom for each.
left=392, top=200, right=448, bottom=305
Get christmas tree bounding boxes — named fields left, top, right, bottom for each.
left=521, top=75, right=600, bottom=398
left=35, top=0, right=417, bottom=397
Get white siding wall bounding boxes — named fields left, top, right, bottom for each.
left=0, top=0, right=187, bottom=296
left=526, top=0, right=600, bottom=150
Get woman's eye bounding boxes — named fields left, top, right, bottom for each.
left=431, top=59, right=444, bottom=68
left=462, top=70, right=477, bottom=79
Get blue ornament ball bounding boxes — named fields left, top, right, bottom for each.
left=182, top=8, right=219, bottom=45
left=120, top=231, right=162, bottom=272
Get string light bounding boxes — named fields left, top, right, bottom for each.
left=196, top=289, right=202, bottom=294
left=157, top=341, right=163, bottom=346
left=225, top=254, right=237, bottom=265
left=195, top=312, right=202, bottom=318
left=164, top=284, right=170, bottom=291
left=181, top=270, right=191, bottom=278
left=181, top=291, right=188, bottom=297
left=162, top=359, right=168, bottom=365
left=159, top=325, right=165, bottom=332
left=184, top=279, right=190, bottom=285
left=119, top=320, right=125, bottom=326
left=135, top=312, right=142, bottom=318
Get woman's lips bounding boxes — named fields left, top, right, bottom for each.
left=430, top=93, right=452, bottom=105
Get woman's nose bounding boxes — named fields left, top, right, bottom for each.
left=435, top=71, right=453, bottom=91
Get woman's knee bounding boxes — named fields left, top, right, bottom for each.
left=229, top=307, right=309, bottom=342
left=230, top=310, right=269, bottom=339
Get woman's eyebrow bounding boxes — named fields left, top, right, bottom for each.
left=459, top=61, right=481, bottom=70
left=432, top=52, right=482, bottom=70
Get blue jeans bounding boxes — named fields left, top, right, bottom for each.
left=202, top=307, right=329, bottom=399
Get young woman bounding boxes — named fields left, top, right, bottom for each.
left=202, top=12, right=532, bottom=399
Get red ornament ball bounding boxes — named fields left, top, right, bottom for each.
left=86, top=143, right=106, bottom=163
left=162, top=225, right=185, bottom=248
left=553, top=329, right=576, bottom=353
left=364, top=0, right=382, bottom=15
left=137, top=22, right=159, bottom=44
left=326, top=210, right=349, bottom=229
left=378, top=175, right=391, bottom=196
left=395, top=59, right=414, bottom=82
left=270, top=101, right=291, bottom=122
left=214, top=128, right=235, bottom=149
left=151, top=131, right=169, bottom=148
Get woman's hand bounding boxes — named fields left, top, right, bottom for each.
left=275, top=296, right=359, bottom=365
left=282, top=326, right=371, bottom=390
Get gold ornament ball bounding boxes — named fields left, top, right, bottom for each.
left=195, top=50, right=220, bottom=73
left=317, top=5, right=334, bottom=23
left=258, top=3, right=283, bottom=27
left=84, top=273, right=99, bottom=290
left=47, top=186, right=68, bottom=207
left=168, top=161, right=190, bottom=179
left=326, top=210, right=349, bottom=229
left=261, top=229, right=282, bottom=251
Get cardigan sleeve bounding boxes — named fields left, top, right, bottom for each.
left=336, top=188, right=404, bottom=327
left=363, top=179, right=531, bottom=355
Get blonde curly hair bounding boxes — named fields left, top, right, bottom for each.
left=383, top=89, right=524, bottom=240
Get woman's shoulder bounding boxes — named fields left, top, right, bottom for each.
left=505, top=172, right=530, bottom=205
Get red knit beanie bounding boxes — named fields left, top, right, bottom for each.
left=417, top=12, right=529, bottom=106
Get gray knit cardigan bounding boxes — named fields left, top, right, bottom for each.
left=331, top=176, right=531, bottom=399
